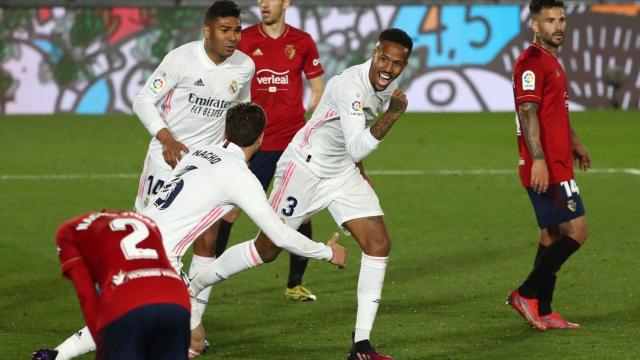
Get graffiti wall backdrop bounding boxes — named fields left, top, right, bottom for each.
left=1, top=3, right=639, bottom=114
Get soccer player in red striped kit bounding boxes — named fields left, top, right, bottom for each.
left=214, top=0, right=326, bottom=301
left=507, top=0, right=592, bottom=331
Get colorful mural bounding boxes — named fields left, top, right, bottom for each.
left=1, top=4, right=639, bottom=113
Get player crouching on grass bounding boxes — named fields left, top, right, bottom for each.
left=34, top=211, right=191, bottom=360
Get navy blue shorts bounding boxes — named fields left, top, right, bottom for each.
left=527, top=180, right=586, bottom=228
left=97, top=303, right=190, bottom=360
left=249, top=150, right=284, bottom=191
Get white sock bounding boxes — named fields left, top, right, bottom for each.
left=54, top=326, right=96, bottom=360
left=191, top=240, right=263, bottom=296
left=354, top=253, right=388, bottom=343
left=188, top=254, right=216, bottom=318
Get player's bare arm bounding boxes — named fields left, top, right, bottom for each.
left=370, top=88, right=408, bottom=140
left=307, top=76, right=325, bottom=113
left=570, top=126, right=591, bottom=171
left=518, top=101, right=548, bottom=193
left=156, top=128, right=189, bottom=168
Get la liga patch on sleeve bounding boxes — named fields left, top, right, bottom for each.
left=522, top=70, right=535, bottom=91
left=149, top=72, right=166, bottom=94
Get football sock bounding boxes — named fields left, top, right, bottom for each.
left=188, top=254, right=216, bottom=318
left=354, top=253, right=388, bottom=343
left=191, top=240, right=264, bottom=295
left=533, top=243, right=556, bottom=316
left=287, top=221, right=312, bottom=288
left=214, top=220, right=233, bottom=257
left=54, top=326, right=96, bottom=360
left=519, top=235, right=580, bottom=299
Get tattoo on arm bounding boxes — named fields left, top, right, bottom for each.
left=370, top=113, right=398, bottom=141
left=518, top=102, right=545, bottom=160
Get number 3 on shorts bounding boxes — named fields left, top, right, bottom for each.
left=281, top=196, right=298, bottom=217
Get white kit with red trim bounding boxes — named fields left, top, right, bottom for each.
left=141, top=141, right=333, bottom=274
left=133, top=40, right=255, bottom=167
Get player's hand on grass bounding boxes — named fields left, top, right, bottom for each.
left=190, top=324, right=207, bottom=353
left=573, top=144, right=591, bottom=171
left=156, top=128, right=189, bottom=168
left=531, top=159, right=549, bottom=194
left=327, top=232, right=347, bottom=269
left=386, top=89, right=408, bottom=117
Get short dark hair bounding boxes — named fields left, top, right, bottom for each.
left=529, top=0, right=565, bottom=16
left=225, top=103, right=266, bottom=147
left=378, top=28, right=413, bottom=56
left=204, top=0, right=241, bottom=25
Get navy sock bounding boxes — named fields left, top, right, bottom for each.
left=287, top=221, right=312, bottom=288
left=519, top=236, right=580, bottom=299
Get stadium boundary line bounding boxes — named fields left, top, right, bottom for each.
left=1, top=168, right=639, bottom=180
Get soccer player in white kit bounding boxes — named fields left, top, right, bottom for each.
left=32, top=2, right=254, bottom=360
left=33, top=103, right=347, bottom=360
left=142, top=102, right=347, bottom=355
left=189, top=28, right=412, bottom=360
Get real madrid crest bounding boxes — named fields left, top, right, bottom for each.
left=229, top=80, right=238, bottom=94
left=285, top=44, right=295, bottom=60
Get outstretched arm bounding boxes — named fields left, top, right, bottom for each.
left=518, top=101, right=548, bottom=193
left=64, top=263, right=101, bottom=340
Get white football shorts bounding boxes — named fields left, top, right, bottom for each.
left=269, top=154, right=384, bottom=231
left=134, top=152, right=173, bottom=212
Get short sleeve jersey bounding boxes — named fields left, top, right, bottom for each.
left=513, top=43, right=573, bottom=187
left=238, top=24, right=324, bottom=151
left=56, top=211, right=190, bottom=331
left=135, top=41, right=255, bottom=166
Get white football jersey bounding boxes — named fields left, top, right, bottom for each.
left=133, top=40, right=255, bottom=166
left=141, top=142, right=332, bottom=261
left=286, top=59, right=397, bottom=178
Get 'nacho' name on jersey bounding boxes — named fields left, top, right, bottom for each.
left=188, top=93, right=232, bottom=117
left=192, top=149, right=222, bottom=165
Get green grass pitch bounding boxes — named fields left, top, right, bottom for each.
left=1, top=111, right=639, bottom=359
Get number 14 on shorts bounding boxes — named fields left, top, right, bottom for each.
left=560, top=179, right=580, bottom=197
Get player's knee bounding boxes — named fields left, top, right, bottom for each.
left=254, top=233, right=282, bottom=263
left=223, top=208, right=241, bottom=223
left=365, top=234, right=392, bottom=257
left=565, top=216, right=588, bottom=244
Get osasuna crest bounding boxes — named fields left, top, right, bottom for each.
left=567, top=199, right=577, bottom=212
left=229, top=80, right=238, bottom=94
left=522, top=70, right=535, bottom=91
left=285, top=44, right=295, bottom=60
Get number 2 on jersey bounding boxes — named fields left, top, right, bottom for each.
left=110, top=218, right=159, bottom=260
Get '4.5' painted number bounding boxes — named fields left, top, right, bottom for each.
left=110, top=218, right=159, bottom=260
left=281, top=196, right=298, bottom=217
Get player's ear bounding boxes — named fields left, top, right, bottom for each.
left=283, top=0, right=291, bottom=10
left=202, top=25, right=210, bottom=40
left=256, top=133, right=264, bottom=149
left=530, top=17, right=539, bottom=34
